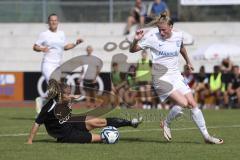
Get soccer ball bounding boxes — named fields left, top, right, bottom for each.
left=101, top=126, right=119, bottom=144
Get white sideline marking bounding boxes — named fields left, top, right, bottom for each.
left=121, top=124, right=240, bottom=133
left=0, top=132, right=46, bottom=137
left=0, top=124, right=240, bottom=137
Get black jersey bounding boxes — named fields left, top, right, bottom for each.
left=229, top=74, right=240, bottom=89
left=35, top=99, right=72, bottom=139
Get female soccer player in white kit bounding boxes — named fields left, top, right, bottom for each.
left=129, top=14, right=223, bottom=144
left=33, top=13, right=83, bottom=113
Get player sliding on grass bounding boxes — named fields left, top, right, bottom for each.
left=27, top=79, right=142, bottom=144
left=129, top=13, right=223, bottom=144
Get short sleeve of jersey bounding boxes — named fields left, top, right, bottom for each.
left=35, top=32, right=46, bottom=46
left=35, top=99, right=54, bottom=125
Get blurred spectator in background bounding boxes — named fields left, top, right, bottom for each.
left=227, top=65, right=240, bottom=108
left=220, top=57, right=233, bottom=74
left=111, top=62, right=126, bottom=108
left=136, top=50, right=152, bottom=109
left=220, top=57, right=233, bottom=96
left=149, top=0, right=170, bottom=17
left=208, top=65, right=226, bottom=109
left=194, top=66, right=209, bottom=109
left=124, top=0, right=146, bottom=35
left=124, top=65, right=138, bottom=107
left=82, top=46, right=101, bottom=108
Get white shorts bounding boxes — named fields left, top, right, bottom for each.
left=41, top=62, right=60, bottom=82
left=153, top=73, right=191, bottom=102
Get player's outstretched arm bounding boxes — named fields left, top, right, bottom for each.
left=64, top=38, right=83, bottom=50
left=33, top=44, right=49, bottom=53
left=26, top=123, right=40, bottom=144
left=129, top=29, right=144, bottom=53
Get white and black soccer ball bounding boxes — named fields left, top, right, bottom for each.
left=101, top=126, right=119, bottom=144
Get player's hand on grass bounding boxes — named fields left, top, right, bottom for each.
left=26, top=140, right=33, bottom=144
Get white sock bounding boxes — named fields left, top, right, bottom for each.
left=165, top=105, right=183, bottom=126
left=35, top=97, right=47, bottom=114
left=191, top=107, right=209, bottom=139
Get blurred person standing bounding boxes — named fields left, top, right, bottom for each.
left=33, top=13, right=83, bottom=114
left=82, top=46, right=102, bottom=108
left=124, top=65, right=138, bottom=108
left=111, top=62, right=126, bottom=108
left=124, top=0, right=146, bottom=35
left=136, top=50, right=153, bottom=109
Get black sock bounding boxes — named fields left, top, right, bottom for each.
left=106, top=118, right=132, bottom=128
left=147, top=101, right=152, bottom=106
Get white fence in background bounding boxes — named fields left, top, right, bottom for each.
left=0, top=22, right=240, bottom=73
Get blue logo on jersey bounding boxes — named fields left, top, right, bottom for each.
left=155, top=51, right=178, bottom=57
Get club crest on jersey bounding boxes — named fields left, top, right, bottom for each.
left=159, top=43, right=163, bottom=47
left=176, top=40, right=181, bottom=47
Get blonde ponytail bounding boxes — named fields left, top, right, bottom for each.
left=146, top=12, right=173, bottom=27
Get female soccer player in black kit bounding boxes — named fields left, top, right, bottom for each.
left=27, top=79, right=142, bottom=144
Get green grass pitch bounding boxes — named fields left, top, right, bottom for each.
left=0, top=107, right=240, bottom=160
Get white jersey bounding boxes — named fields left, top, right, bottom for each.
left=35, top=29, right=66, bottom=64
left=138, top=28, right=183, bottom=74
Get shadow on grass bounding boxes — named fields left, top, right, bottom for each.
left=120, top=137, right=167, bottom=143
left=34, top=139, right=56, bottom=143
left=120, top=137, right=201, bottom=144
left=10, top=117, right=35, bottom=121
left=32, top=137, right=201, bottom=145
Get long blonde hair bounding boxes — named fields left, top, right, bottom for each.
left=47, top=79, right=69, bottom=103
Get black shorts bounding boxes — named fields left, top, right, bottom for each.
left=83, top=79, right=97, bottom=91
left=57, top=129, right=92, bottom=143
left=69, top=116, right=88, bottom=132
left=57, top=116, right=92, bottom=143
left=133, top=11, right=140, bottom=23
